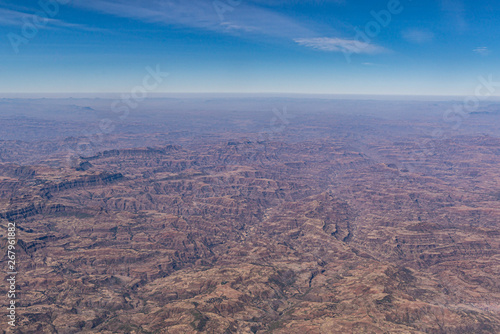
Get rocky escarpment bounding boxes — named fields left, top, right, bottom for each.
left=39, top=173, right=124, bottom=198
left=0, top=202, right=95, bottom=221
left=83, top=146, right=181, bottom=161
left=0, top=163, right=36, bottom=179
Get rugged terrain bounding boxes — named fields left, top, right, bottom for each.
left=0, top=98, right=499, bottom=333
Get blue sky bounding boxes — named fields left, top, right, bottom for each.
left=0, top=0, right=498, bottom=95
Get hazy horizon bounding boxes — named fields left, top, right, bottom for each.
left=2, top=93, right=500, bottom=101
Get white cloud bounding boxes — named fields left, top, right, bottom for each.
left=402, top=28, right=434, bottom=44
left=473, top=47, right=490, bottom=56
left=361, top=62, right=387, bottom=67
left=69, top=0, right=317, bottom=38
left=0, top=7, right=101, bottom=32
left=294, top=37, right=386, bottom=54
left=61, top=1, right=389, bottom=58
left=441, top=0, right=467, bottom=32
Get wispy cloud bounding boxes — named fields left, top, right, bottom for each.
left=402, top=28, right=434, bottom=44
left=294, top=37, right=386, bottom=54
left=473, top=46, right=490, bottom=56
left=441, top=0, right=467, bottom=32
left=0, top=8, right=26, bottom=26
left=69, top=1, right=386, bottom=57
left=70, top=0, right=316, bottom=38
left=0, top=7, right=101, bottom=32
left=71, top=0, right=219, bottom=29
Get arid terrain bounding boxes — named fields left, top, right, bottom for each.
left=1, top=97, right=499, bottom=333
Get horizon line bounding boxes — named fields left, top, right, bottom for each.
left=0, top=92, right=496, bottom=100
